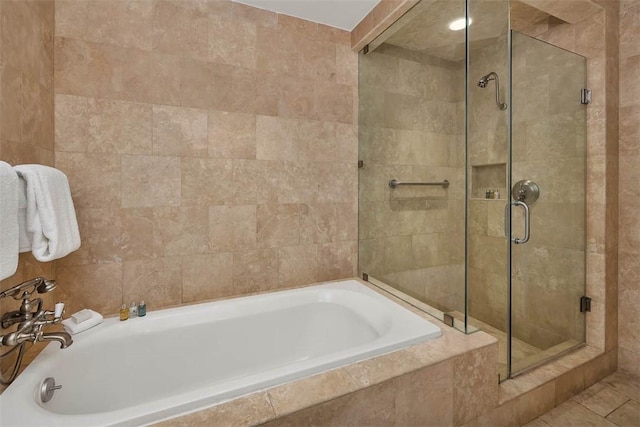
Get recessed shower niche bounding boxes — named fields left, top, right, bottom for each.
left=471, top=163, right=506, bottom=199
left=358, top=0, right=587, bottom=381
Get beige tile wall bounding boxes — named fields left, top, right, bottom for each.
left=53, top=0, right=359, bottom=316
left=358, top=43, right=465, bottom=313
left=618, top=0, right=640, bottom=376
left=0, top=0, right=56, bottom=377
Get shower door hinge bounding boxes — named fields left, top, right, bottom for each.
left=580, top=88, right=592, bottom=105
left=358, top=160, right=364, bottom=168
left=363, top=44, right=370, bottom=55
left=580, top=296, right=592, bottom=313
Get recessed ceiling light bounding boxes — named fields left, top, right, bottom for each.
left=448, top=17, right=472, bottom=31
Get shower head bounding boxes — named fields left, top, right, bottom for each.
left=477, top=72, right=498, bottom=88
left=36, top=279, right=57, bottom=294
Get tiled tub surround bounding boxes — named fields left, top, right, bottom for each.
left=53, top=0, right=359, bottom=317
left=0, top=280, right=442, bottom=426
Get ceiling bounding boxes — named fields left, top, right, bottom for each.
left=384, top=0, right=510, bottom=61
left=232, top=0, right=381, bottom=31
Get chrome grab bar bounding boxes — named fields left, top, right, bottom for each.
left=504, top=200, right=530, bottom=244
left=388, top=179, right=449, bottom=189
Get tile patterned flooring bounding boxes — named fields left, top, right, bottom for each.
left=525, top=371, right=640, bottom=427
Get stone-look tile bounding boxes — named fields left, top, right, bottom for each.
left=153, top=0, right=208, bottom=60
left=256, top=115, right=298, bottom=162
left=299, top=202, right=358, bottom=244
left=57, top=207, right=154, bottom=266
left=0, top=65, right=23, bottom=142
left=152, top=105, right=207, bottom=157
left=555, top=367, right=586, bottom=405
left=600, top=372, right=640, bottom=401
left=314, top=82, right=354, bottom=124
left=230, top=68, right=281, bottom=116
left=232, top=248, right=279, bottom=294
left=572, top=383, right=630, bottom=417
left=277, top=77, right=315, bottom=120
left=345, top=348, right=424, bottom=388
left=122, top=257, right=182, bottom=309
left=620, top=55, right=640, bottom=108
left=317, top=241, right=357, bottom=282
left=256, top=26, right=299, bottom=77
left=55, top=152, right=121, bottom=209
left=55, top=0, right=88, bottom=38
left=516, top=382, right=556, bottom=426
left=153, top=391, right=275, bottom=427
left=147, top=52, right=182, bottom=106
left=179, top=57, right=234, bottom=111
left=453, top=344, right=499, bottom=426
left=231, top=159, right=281, bottom=205
left=277, top=245, right=318, bottom=287
left=395, top=361, right=454, bottom=426
left=182, top=253, right=234, bottom=303
left=265, top=380, right=395, bottom=427
left=87, top=97, right=153, bottom=154
left=540, top=400, right=618, bottom=427
left=55, top=94, right=89, bottom=152
left=298, top=37, right=337, bottom=83
left=620, top=1, right=640, bottom=58
left=84, top=0, right=153, bottom=50
left=181, top=157, right=233, bottom=206
left=209, top=13, right=257, bottom=69
left=55, top=262, right=123, bottom=316
left=607, top=400, right=640, bottom=427
left=153, top=207, right=209, bottom=257
left=208, top=110, right=256, bottom=159
left=256, top=204, right=301, bottom=249
left=209, top=205, right=256, bottom=252
left=121, top=155, right=181, bottom=208
left=267, top=369, right=359, bottom=417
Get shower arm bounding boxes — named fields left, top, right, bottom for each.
left=491, top=73, right=507, bottom=111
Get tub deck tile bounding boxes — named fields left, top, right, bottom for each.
left=151, top=391, right=276, bottom=427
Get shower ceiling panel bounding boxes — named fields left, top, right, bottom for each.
left=385, top=0, right=508, bottom=60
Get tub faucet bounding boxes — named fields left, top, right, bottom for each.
left=0, top=277, right=73, bottom=384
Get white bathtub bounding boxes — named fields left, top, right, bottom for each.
left=0, top=279, right=441, bottom=426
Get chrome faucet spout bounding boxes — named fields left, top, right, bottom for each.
left=40, top=332, right=73, bottom=349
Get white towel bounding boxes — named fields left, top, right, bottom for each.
left=17, top=176, right=31, bottom=252
left=0, top=161, right=19, bottom=280
left=62, top=309, right=103, bottom=335
left=13, top=164, right=81, bottom=262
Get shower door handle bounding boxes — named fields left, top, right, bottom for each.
left=505, top=200, right=530, bottom=244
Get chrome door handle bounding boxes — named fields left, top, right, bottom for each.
left=505, top=200, right=530, bottom=244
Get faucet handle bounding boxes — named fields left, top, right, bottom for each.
left=54, top=302, right=65, bottom=319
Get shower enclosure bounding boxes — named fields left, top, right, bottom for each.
left=358, top=0, right=587, bottom=380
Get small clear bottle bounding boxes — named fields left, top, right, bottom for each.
left=129, top=302, right=138, bottom=318
left=138, top=301, right=146, bottom=317
left=119, top=304, right=128, bottom=321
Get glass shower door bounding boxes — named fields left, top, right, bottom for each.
left=508, top=32, right=587, bottom=375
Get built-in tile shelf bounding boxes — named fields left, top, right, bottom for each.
left=471, top=163, right=507, bottom=199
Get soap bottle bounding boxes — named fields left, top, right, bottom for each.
left=119, top=304, right=128, bottom=321
left=495, top=189, right=500, bottom=199
left=129, top=302, right=138, bottom=318
left=138, top=301, right=146, bottom=317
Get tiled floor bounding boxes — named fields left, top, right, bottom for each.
left=525, top=371, right=640, bottom=427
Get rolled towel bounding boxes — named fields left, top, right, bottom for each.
left=0, top=161, right=19, bottom=280
left=62, top=309, right=104, bottom=335
left=13, top=165, right=81, bottom=262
